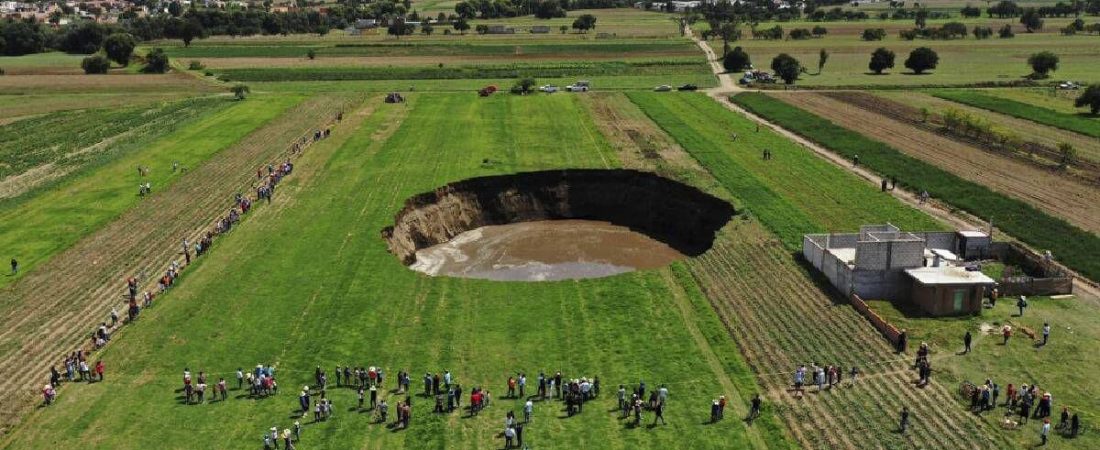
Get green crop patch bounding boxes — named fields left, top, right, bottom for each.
left=933, top=90, right=1100, bottom=138
left=216, top=60, right=709, bottom=82
left=628, top=92, right=940, bottom=249
left=732, top=92, right=1100, bottom=282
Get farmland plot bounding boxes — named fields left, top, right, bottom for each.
left=0, top=93, right=775, bottom=450
left=769, top=92, right=1100, bottom=234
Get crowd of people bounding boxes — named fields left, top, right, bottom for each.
left=791, top=363, right=859, bottom=397
left=39, top=119, right=340, bottom=409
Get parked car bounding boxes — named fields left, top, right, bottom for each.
left=677, top=84, right=698, bottom=91
left=539, top=85, right=559, bottom=93
left=1058, top=81, right=1080, bottom=90
left=654, top=85, right=672, bottom=92
left=565, top=84, right=590, bottom=92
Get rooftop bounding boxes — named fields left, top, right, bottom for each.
left=905, top=267, right=995, bottom=286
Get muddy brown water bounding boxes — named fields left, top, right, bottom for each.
left=410, top=220, right=686, bottom=281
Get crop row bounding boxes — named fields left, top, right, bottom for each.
left=218, top=60, right=709, bottom=82
left=732, top=92, right=1100, bottom=282
left=0, top=98, right=226, bottom=181
left=932, top=90, right=1100, bottom=138
left=161, top=40, right=697, bottom=58
left=626, top=92, right=940, bottom=251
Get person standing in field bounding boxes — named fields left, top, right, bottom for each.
left=897, top=330, right=908, bottom=354
left=899, top=407, right=910, bottom=434
left=1017, top=296, right=1028, bottom=316
left=218, top=377, right=227, bottom=401
left=653, top=399, right=666, bottom=425
left=1042, top=323, right=1051, bottom=346
left=1002, top=325, right=1013, bottom=345
left=10, top=258, right=17, bottom=275
left=524, top=399, right=533, bottom=423
left=94, top=360, right=104, bottom=382
left=1040, top=418, right=1051, bottom=445
left=963, top=330, right=972, bottom=354
left=748, top=394, right=762, bottom=423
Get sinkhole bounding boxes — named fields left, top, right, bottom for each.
left=381, top=169, right=734, bottom=282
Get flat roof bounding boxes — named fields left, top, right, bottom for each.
left=957, top=230, right=989, bottom=238
left=905, top=267, right=995, bottom=286
left=827, top=248, right=857, bottom=266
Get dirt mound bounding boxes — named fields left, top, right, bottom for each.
left=382, top=169, right=735, bottom=266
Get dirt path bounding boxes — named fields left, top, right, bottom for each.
left=773, top=92, right=1100, bottom=234
left=0, top=95, right=357, bottom=433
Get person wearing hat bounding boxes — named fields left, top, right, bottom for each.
left=282, top=429, right=294, bottom=450
left=269, top=427, right=279, bottom=449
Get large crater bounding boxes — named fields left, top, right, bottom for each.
left=381, top=169, right=734, bottom=281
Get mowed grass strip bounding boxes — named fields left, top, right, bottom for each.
left=217, top=60, right=709, bottom=82
left=162, top=40, right=699, bottom=58
left=932, top=90, right=1100, bottom=138
left=731, top=92, right=1100, bottom=282
left=1, top=93, right=769, bottom=449
left=0, top=95, right=302, bottom=290
left=627, top=92, right=941, bottom=249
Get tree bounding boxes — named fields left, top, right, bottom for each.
left=960, top=4, right=982, bottom=17
left=1027, top=51, right=1059, bottom=78
left=572, top=14, right=598, bottom=33
left=453, top=19, right=470, bottom=34
left=141, top=48, right=169, bottom=73
left=57, top=22, right=109, bottom=54
left=475, top=24, right=489, bottom=35
left=231, top=84, right=250, bottom=100
left=988, top=0, right=1021, bottom=18
left=168, top=1, right=182, bottom=17
left=869, top=47, right=896, bottom=74
left=388, top=18, right=413, bottom=38
left=904, top=47, right=939, bottom=74
left=1075, top=84, right=1100, bottom=114
left=915, top=8, right=928, bottom=28
left=454, top=1, right=476, bottom=19
left=560, top=25, right=568, bottom=34
left=103, top=33, right=136, bottom=66
left=0, top=20, right=49, bottom=56
left=973, top=26, right=993, bottom=39
left=998, top=24, right=1015, bottom=38
left=1020, top=8, right=1043, bottom=32
left=722, top=46, right=751, bottom=73
left=770, top=53, right=802, bottom=84
left=709, top=20, right=741, bottom=56
left=812, top=25, right=828, bottom=37
left=513, top=77, right=537, bottom=94
left=817, top=48, right=829, bottom=73
left=81, top=55, right=110, bottom=74
left=533, top=0, right=566, bottom=19
left=421, top=23, right=434, bottom=36
left=306, top=49, right=316, bottom=60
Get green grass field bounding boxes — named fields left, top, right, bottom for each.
left=865, top=293, right=1100, bottom=450
left=216, top=60, right=709, bottom=82
left=0, top=93, right=785, bottom=450
left=0, top=95, right=300, bottom=291
left=730, top=92, right=1100, bottom=282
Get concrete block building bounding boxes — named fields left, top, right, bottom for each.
left=803, top=224, right=994, bottom=316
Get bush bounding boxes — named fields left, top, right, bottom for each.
left=81, top=55, right=111, bottom=74
left=141, top=48, right=170, bottom=74
left=862, top=28, right=886, bottom=41
left=231, top=84, right=250, bottom=100
left=1074, top=84, right=1100, bottom=114
left=788, top=28, right=813, bottom=40
left=306, top=49, right=316, bottom=60
left=999, top=24, right=1015, bottom=38
left=188, top=60, right=205, bottom=70
left=811, top=26, right=828, bottom=37
left=973, top=26, right=993, bottom=39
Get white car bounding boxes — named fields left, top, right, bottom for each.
left=565, top=84, right=589, bottom=92
left=539, top=85, right=559, bottom=93
left=1058, top=81, right=1080, bottom=90
left=654, top=85, right=672, bottom=92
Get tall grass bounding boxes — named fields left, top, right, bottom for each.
left=933, top=90, right=1100, bottom=138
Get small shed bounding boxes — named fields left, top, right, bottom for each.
left=905, top=267, right=994, bottom=316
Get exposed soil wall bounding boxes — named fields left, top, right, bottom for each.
left=382, top=169, right=735, bottom=265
